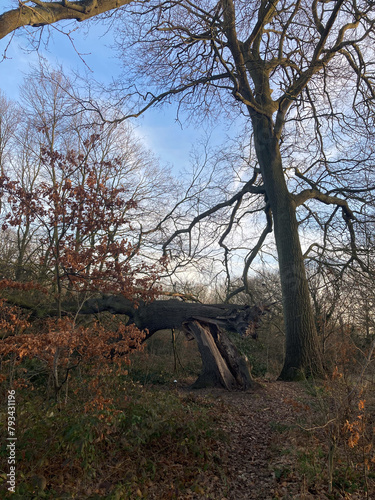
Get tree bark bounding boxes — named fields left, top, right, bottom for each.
left=182, top=320, right=255, bottom=390
left=0, top=0, right=132, bottom=40
left=83, top=296, right=265, bottom=337
left=183, top=320, right=238, bottom=390
left=251, top=113, right=324, bottom=380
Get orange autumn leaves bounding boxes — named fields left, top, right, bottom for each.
left=0, top=144, right=161, bottom=299
left=0, top=143, right=161, bottom=397
left=0, top=316, right=145, bottom=366
left=0, top=283, right=147, bottom=396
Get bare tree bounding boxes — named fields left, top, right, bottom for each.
left=0, top=92, right=19, bottom=173
left=2, top=1, right=375, bottom=380
left=104, top=0, right=375, bottom=378
left=0, top=65, right=173, bottom=286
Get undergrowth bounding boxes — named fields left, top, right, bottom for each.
left=0, top=373, right=228, bottom=499
left=268, top=335, right=375, bottom=499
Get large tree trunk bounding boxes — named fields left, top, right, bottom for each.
left=252, top=113, right=324, bottom=380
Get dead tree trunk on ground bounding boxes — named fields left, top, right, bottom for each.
left=83, top=296, right=267, bottom=390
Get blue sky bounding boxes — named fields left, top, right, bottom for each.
left=0, top=15, right=230, bottom=170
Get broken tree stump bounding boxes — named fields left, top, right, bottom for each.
left=182, top=319, right=255, bottom=390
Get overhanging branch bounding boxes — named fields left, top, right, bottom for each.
left=0, top=0, right=133, bottom=40
left=226, top=203, right=272, bottom=302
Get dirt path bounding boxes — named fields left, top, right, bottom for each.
left=224, top=382, right=311, bottom=499
left=193, top=381, right=317, bottom=500
left=185, top=379, right=374, bottom=500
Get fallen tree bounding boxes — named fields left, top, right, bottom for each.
left=83, top=296, right=267, bottom=390
left=1, top=285, right=267, bottom=390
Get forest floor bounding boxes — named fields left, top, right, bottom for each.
left=2, top=329, right=374, bottom=499
left=211, top=381, right=312, bottom=500
left=178, top=380, right=373, bottom=500
left=124, top=331, right=374, bottom=500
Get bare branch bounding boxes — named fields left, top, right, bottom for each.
left=162, top=179, right=265, bottom=255
left=0, top=0, right=133, bottom=40
left=293, top=188, right=355, bottom=221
